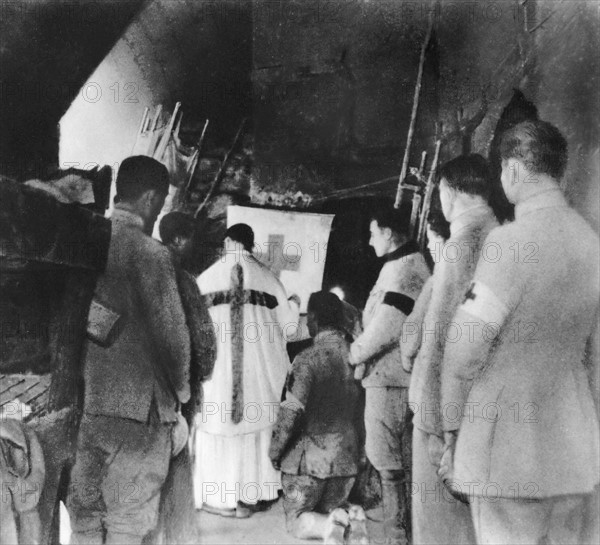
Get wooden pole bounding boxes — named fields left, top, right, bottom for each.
left=138, top=107, right=149, bottom=134
left=154, top=102, right=182, bottom=161
left=182, top=119, right=209, bottom=201
left=151, top=104, right=163, bottom=131
left=394, top=9, right=435, bottom=208
left=130, top=107, right=150, bottom=155
left=408, top=150, right=429, bottom=236
left=198, top=118, right=210, bottom=151
left=194, top=118, right=247, bottom=219
left=418, top=150, right=427, bottom=177
left=409, top=193, right=422, bottom=238
left=417, top=139, right=442, bottom=249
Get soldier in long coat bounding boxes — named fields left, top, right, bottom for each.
left=67, top=156, right=191, bottom=545
left=408, top=155, right=498, bottom=545
left=440, top=120, right=600, bottom=544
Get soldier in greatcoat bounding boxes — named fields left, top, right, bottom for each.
left=407, top=155, right=498, bottom=545
left=67, top=156, right=191, bottom=545
left=440, top=120, right=600, bottom=544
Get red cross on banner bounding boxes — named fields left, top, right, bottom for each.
left=227, top=206, right=335, bottom=313
left=265, top=234, right=301, bottom=278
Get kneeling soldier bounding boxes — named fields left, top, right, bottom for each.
left=269, top=291, right=366, bottom=544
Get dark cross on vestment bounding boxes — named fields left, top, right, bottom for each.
left=265, top=234, right=301, bottom=278
left=230, top=263, right=245, bottom=424
left=463, top=282, right=477, bottom=304
left=219, top=239, right=298, bottom=423
left=202, top=273, right=280, bottom=424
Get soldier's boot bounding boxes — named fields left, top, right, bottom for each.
left=322, top=508, right=351, bottom=544
left=380, top=470, right=409, bottom=545
left=288, top=509, right=349, bottom=542
left=347, top=504, right=370, bottom=545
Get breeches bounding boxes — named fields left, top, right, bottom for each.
left=67, top=413, right=171, bottom=539
left=364, top=387, right=410, bottom=471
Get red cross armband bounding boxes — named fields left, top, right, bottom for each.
left=460, top=281, right=510, bottom=326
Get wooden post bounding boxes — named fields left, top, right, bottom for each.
left=151, top=104, right=163, bottom=131
left=407, top=150, right=428, bottom=238
left=138, top=107, right=149, bottom=134
left=181, top=119, right=209, bottom=203
left=417, top=139, right=442, bottom=249
left=409, top=193, right=422, bottom=238
left=154, top=102, right=182, bottom=161
left=418, top=150, right=427, bottom=176
left=394, top=9, right=435, bottom=208
left=194, top=118, right=247, bottom=219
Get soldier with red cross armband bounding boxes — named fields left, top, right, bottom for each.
left=439, top=120, right=600, bottom=545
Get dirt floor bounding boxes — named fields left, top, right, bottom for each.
left=60, top=496, right=389, bottom=544
left=196, top=499, right=386, bottom=545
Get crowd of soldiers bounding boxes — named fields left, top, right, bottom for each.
left=3, top=119, right=597, bottom=545
left=270, top=118, right=599, bottom=545
left=347, top=119, right=599, bottom=545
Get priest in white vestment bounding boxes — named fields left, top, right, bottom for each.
left=194, top=223, right=300, bottom=517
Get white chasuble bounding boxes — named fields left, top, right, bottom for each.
left=197, top=249, right=299, bottom=436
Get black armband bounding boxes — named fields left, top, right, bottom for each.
left=382, top=291, right=415, bottom=316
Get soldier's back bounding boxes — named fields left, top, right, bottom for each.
left=457, top=191, right=600, bottom=497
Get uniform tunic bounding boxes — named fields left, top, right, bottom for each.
left=68, top=208, right=191, bottom=541
left=276, top=329, right=361, bottom=528
left=350, top=242, right=429, bottom=471
left=279, top=329, right=361, bottom=478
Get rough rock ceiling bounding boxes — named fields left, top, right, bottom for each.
left=0, top=0, right=145, bottom=179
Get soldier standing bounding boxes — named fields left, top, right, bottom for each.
left=68, top=156, right=191, bottom=545
left=440, top=120, right=600, bottom=544
left=349, top=207, right=430, bottom=544
left=408, top=155, right=498, bottom=545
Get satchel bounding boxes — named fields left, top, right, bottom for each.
left=86, top=299, right=122, bottom=347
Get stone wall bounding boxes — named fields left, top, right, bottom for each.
left=5, top=0, right=596, bottom=230
left=249, top=0, right=598, bottom=231
left=434, top=0, right=599, bottom=230
left=251, top=0, right=438, bottom=197
left=529, top=0, right=599, bottom=231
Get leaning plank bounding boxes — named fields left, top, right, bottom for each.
left=0, top=375, right=26, bottom=396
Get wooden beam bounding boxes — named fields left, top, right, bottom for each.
left=394, top=7, right=435, bottom=208
left=194, top=118, right=247, bottom=219
left=417, top=139, right=442, bottom=250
